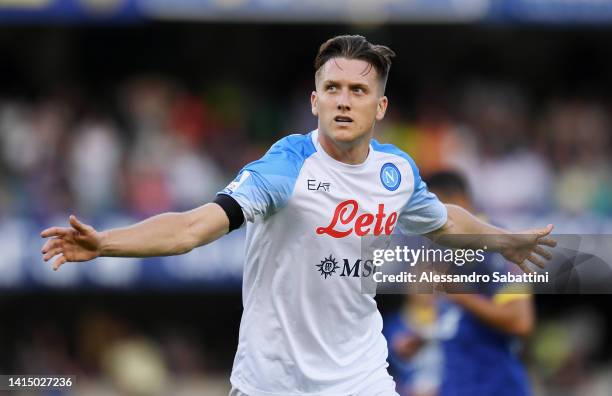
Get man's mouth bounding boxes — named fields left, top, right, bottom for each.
left=334, top=116, right=353, bottom=124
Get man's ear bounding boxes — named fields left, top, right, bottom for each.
left=311, top=91, right=318, bottom=116
left=376, top=96, right=388, bottom=121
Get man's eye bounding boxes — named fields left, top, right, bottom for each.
left=353, top=87, right=364, bottom=94
left=326, top=85, right=336, bottom=91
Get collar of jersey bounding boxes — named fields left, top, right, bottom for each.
left=311, top=129, right=374, bottom=172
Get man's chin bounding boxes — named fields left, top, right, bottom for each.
left=319, top=125, right=371, bottom=146
left=329, top=127, right=361, bottom=142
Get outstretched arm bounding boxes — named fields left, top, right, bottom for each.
left=41, top=203, right=230, bottom=271
left=427, top=204, right=557, bottom=273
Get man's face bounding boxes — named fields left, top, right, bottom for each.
left=311, top=57, right=388, bottom=145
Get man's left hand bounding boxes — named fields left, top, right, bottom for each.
left=500, top=224, right=556, bottom=273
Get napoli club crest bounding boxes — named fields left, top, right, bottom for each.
left=380, top=163, right=401, bottom=191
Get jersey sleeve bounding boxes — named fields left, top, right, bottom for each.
left=217, top=134, right=314, bottom=223
left=397, top=158, right=448, bottom=235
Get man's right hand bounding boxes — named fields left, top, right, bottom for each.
left=40, top=203, right=232, bottom=270
left=41, top=215, right=102, bottom=271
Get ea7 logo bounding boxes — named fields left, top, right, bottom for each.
left=308, top=179, right=331, bottom=192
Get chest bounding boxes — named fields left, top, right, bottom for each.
left=285, top=157, right=414, bottom=238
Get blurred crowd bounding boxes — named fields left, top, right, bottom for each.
left=1, top=76, right=229, bottom=220
left=2, top=69, right=612, bottom=396
left=379, top=81, right=612, bottom=220
left=2, top=296, right=610, bottom=396
left=0, top=15, right=611, bottom=396
left=1, top=295, right=240, bottom=396
left=1, top=75, right=611, bottom=228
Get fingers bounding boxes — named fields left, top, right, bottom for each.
left=536, top=224, right=554, bottom=237
left=69, top=215, right=91, bottom=234
left=40, top=215, right=91, bottom=272
left=41, top=237, right=64, bottom=254
left=41, top=238, right=65, bottom=263
left=527, top=253, right=546, bottom=269
left=52, top=254, right=67, bottom=271
left=538, top=236, right=557, bottom=248
left=535, top=224, right=557, bottom=247
left=43, top=246, right=63, bottom=262
left=41, top=215, right=92, bottom=238
left=40, top=227, right=71, bottom=238
left=517, top=260, right=535, bottom=274
left=534, top=246, right=552, bottom=260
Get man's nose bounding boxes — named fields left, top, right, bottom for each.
left=336, top=89, right=351, bottom=111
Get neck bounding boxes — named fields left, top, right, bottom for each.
left=318, top=130, right=371, bottom=165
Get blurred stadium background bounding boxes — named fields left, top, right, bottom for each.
left=1, top=0, right=612, bottom=395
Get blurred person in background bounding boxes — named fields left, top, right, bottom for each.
left=384, top=293, right=441, bottom=396
left=40, top=35, right=555, bottom=396
left=69, top=117, right=122, bottom=215
left=457, top=83, right=553, bottom=215
left=539, top=100, right=612, bottom=216
left=384, top=170, right=536, bottom=396
left=428, top=170, right=535, bottom=396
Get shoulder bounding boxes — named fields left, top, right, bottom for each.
left=243, top=132, right=316, bottom=177
left=268, top=132, right=317, bottom=161
left=371, top=139, right=419, bottom=175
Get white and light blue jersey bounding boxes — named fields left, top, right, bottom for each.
left=219, top=130, right=447, bottom=396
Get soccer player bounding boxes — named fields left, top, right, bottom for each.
left=427, top=170, right=535, bottom=396
left=384, top=293, right=441, bottom=396
left=40, top=35, right=555, bottom=396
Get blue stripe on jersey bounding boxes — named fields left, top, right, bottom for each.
left=371, top=139, right=448, bottom=234
left=220, top=133, right=316, bottom=220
